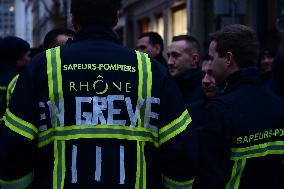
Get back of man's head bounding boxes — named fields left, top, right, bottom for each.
left=172, top=35, right=201, bottom=55
left=210, top=24, right=259, bottom=68
left=139, top=32, right=164, bottom=53
left=71, top=0, right=121, bottom=28
left=0, top=36, right=30, bottom=64
left=44, top=28, right=75, bottom=49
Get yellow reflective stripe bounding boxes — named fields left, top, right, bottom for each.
left=135, top=51, right=150, bottom=189
left=61, top=141, right=66, bottom=189
left=143, top=142, right=147, bottom=188
left=142, top=54, right=151, bottom=189
left=55, top=47, right=63, bottom=100
left=135, top=142, right=141, bottom=189
left=47, top=47, right=64, bottom=104
left=163, top=176, right=194, bottom=189
left=53, top=141, right=58, bottom=189
left=47, top=47, right=65, bottom=189
left=136, top=51, right=143, bottom=128
left=226, top=159, right=246, bottom=189
left=145, top=53, right=152, bottom=98
left=140, top=52, right=149, bottom=127
left=6, top=74, right=19, bottom=105
left=3, top=109, right=38, bottom=140
left=38, top=125, right=158, bottom=148
left=159, top=110, right=192, bottom=145
left=135, top=142, right=147, bottom=189
left=53, top=141, right=66, bottom=189
left=0, top=172, right=33, bottom=189
left=230, top=141, right=284, bottom=160
left=46, top=49, right=55, bottom=103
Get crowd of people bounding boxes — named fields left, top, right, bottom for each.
left=0, top=0, right=283, bottom=188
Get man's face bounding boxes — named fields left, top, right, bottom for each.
left=136, top=36, right=159, bottom=58
left=260, top=54, right=274, bottom=74
left=208, top=40, right=228, bottom=85
left=202, top=60, right=219, bottom=98
left=56, top=34, right=72, bottom=46
left=167, top=40, right=193, bottom=78
left=16, top=50, right=31, bottom=69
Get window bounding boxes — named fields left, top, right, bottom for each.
left=172, top=5, right=187, bottom=36
left=156, top=14, right=164, bottom=39
left=139, top=18, right=150, bottom=33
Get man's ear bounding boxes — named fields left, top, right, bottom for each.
left=112, top=11, right=119, bottom=28
left=72, top=16, right=79, bottom=32
left=191, top=53, right=200, bottom=67
left=153, top=44, right=161, bottom=55
left=225, top=52, right=234, bottom=67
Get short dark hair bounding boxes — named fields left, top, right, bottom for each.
left=172, top=35, right=201, bottom=55
left=71, top=0, right=122, bottom=28
left=139, top=32, right=164, bottom=52
left=43, top=28, right=75, bottom=49
left=210, top=24, right=259, bottom=68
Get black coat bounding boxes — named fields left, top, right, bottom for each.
left=174, top=68, right=203, bottom=105
left=194, top=67, right=284, bottom=189
left=0, top=63, right=17, bottom=120
left=154, top=53, right=168, bottom=68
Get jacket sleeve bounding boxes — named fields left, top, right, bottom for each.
left=0, top=56, right=43, bottom=188
left=158, top=74, right=197, bottom=189
left=192, top=100, right=231, bottom=189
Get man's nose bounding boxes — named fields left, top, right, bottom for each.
left=202, top=74, right=211, bottom=85
left=167, top=56, right=174, bottom=65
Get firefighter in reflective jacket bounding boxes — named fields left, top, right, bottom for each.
left=193, top=25, right=284, bottom=189
left=0, top=36, right=30, bottom=122
left=0, top=0, right=196, bottom=188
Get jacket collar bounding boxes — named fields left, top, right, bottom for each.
left=220, top=67, right=262, bottom=95
left=0, top=62, right=17, bottom=73
left=175, top=67, right=202, bottom=82
left=72, top=25, right=122, bottom=45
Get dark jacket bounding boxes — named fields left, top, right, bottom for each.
left=0, top=25, right=194, bottom=189
left=0, top=63, right=17, bottom=120
left=194, top=67, right=284, bottom=189
left=270, top=51, right=284, bottom=99
left=174, top=68, right=203, bottom=105
left=260, top=71, right=272, bottom=85
left=154, top=53, right=168, bottom=68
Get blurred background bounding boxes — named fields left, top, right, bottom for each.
left=1, top=0, right=283, bottom=53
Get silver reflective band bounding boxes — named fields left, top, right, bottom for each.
left=0, top=172, right=33, bottom=189
left=4, top=111, right=38, bottom=138
left=163, top=176, right=194, bottom=189
left=95, top=146, right=102, bottom=182
left=71, top=145, right=78, bottom=184
left=231, top=141, right=284, bottom=160
left=120, top=145, right=125, bottom=184
left=39, top=125, right=48, bottom=132
left=226, top=159, right=246, bottom=189
left=159, top=112, right=191, bottom=143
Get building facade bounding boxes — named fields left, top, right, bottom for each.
left=2, top=0, right=283, bottom=51
left=25, top=0, right=70, bottom=47
left=15, top=0, right=33, bottom=45
left=0, top=0, right=16, bottom=37
left=119, top=0, right=284, bottom=54
left=0, top=0, right=33, bottom=45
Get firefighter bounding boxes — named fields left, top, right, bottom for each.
left=0, top=0, right=195, bottom=188
left=0, top=36, right=30, bottom=122
left=193, top=24, right=284, bottom=189
left=6, top=29, right=74, bottom=107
